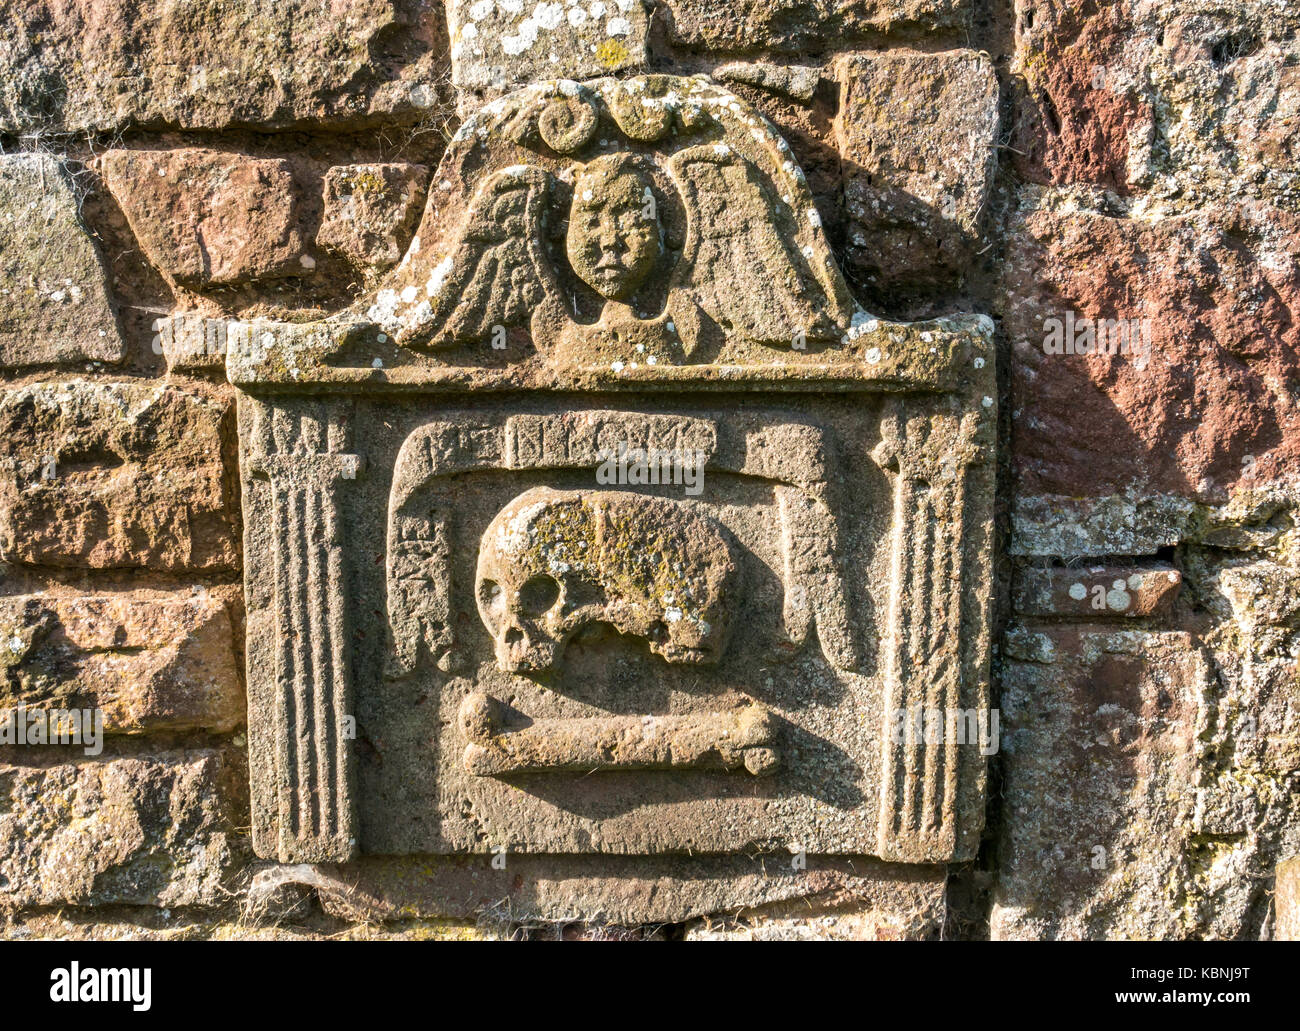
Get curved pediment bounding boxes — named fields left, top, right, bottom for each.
left=226, top=74, right=992, bottom=394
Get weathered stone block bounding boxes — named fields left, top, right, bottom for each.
left=1002, top=201, right=1300, bottom=516
left=0, top=751, right=244, bottom=907
left=1013, top=565, right=1182, bottom=619
left=1011, top=1, right=1300, bottom=205
left=230, top=74, right=998, bottom=923
left=0, top=381, right=239, bottom=571
left=151, top=313, right=230, bottom=374
left=715, top=62, right=823, bottom=104
left=1278, top=859, right=1300, bottom=941
left=835, top=50, right=999, bottom=296
left=683, top=877, right=946, bottom=939
left=317, top=163, right=430, bottom=272
left=1010, top=492, right=1199, bottom=559
left=992, top=629, right=1222, bottom=939
left=254, top=854, right=945, bottom=927
left=1000, top=548, right=1300, bottom=942
left=1195, top=551, right=1300, bottom=847
left=0, top=153, right=126, bottom=368
left=1152, top=7, right=1300, bottom=209
left=662, top=0, right=970, bottom=52
left=448, top=0, right=648, bottom=102
left=0, top=907, right=491, bottom=940
left=1009, top=0, right=1154, bottom=193
left=0, top=591, right=243, bottom=734
left=1209, top=560, right=1300, bottom=638
left=0, top=0, right=447, bottom=133
left=99, top=148, right=310, bottom=287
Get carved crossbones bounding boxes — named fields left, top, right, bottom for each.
left=459, top=691, right=780, bottom=777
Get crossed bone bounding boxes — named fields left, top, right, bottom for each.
left=459, top=691, right=780, bottom=777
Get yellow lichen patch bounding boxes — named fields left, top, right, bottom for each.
left=595, top=39, right=629, bottom=70
left=345, top=169, right=388, bottom=197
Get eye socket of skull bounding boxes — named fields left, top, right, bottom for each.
left=478, top=578, right=504, bottom=629
left=518, top=574, right=561, bottom=617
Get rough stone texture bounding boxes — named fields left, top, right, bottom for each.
left=715, top=62, right=822, bottom=103
left=1150, top=5, right=1300, bottom=213
left=1002, top=198, right=1300, bottom=510
left=99, top=148, right=311, bottom=287
left=1187, top=542, right=1300, bottom=921
left=0, top=153, right=126, bottom=369
left=1009, top=0, right=1153, bottom=195
left=835, top=50, right=999, bottom=298
left=0, top=751, right=245, bottom=907
left=1010, top=1, right=1300, bottom=209
left=1013, top=565, right=1183, bottom=619
left=0, top=381, right=239, bottom=571
left=448, top=0, right=649, bottom=102
left=1009, top=481, right=1300, bottom=560
left=994, top=611, right=1300, bottom=940
left=1278, top=859, right=1300, bottom=941
left=254, top=855, right=946, bottom=927
left=0, top=0, right=448, bottom=133
left=992, top=630, right=1220, bottom=939
left=0, top=0, right=1295, bottom=944
left=661, top=0, right=971, bottom=52
left=151, top=313, right=231, bottom=374
left=0, top=591, right=243, bottom=734
left=683, top=899, right=939, bottom=941
left=317, top=163, right=430, bottom=273
left=0, top=908, right=495, bottom=941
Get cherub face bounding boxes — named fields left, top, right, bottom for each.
left=566, top=159, right=660, bottom=301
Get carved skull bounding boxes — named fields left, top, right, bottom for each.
left=476, top=487, right=741, bottom=673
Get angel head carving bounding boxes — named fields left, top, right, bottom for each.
left=566, top=154, right=663, bottom=302
left=367, top=76, right=858, bottom=365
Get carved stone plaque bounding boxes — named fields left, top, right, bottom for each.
left=233, top=75, right=996, bottom=871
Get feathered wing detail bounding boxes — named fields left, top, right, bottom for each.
left=667, top=145, right=850, bottom=349
left=395, top=166, right=563, bottom=350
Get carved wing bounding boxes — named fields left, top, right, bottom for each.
left=667, top=145, right=848, bottom=349
left=392, top=165, right=564, bottom=350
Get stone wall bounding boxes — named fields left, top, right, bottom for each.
left=0, top=0, right=1296, bottom=941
